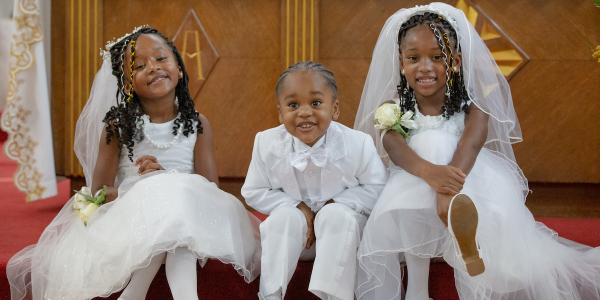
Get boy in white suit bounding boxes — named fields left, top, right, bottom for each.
left=242, top=62, right=388, bottom=300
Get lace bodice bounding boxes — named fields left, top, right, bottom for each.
left=408, top=105, right=466, bottom=137
left=115, top=117, right=197, bottom=186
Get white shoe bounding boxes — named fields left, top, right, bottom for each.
left=447, top=194, right=485, bottom=277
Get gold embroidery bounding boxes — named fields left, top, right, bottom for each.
left=0, top=0, right=47, bottom=201
left=6, top=10, right=43, bottom=102
left=18, top=0, right=38, bottom=13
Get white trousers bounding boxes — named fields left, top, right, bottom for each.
left=259, top=203, right=366, bottom=300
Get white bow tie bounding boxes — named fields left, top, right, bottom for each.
left=289, top=147, right=327, bottom=172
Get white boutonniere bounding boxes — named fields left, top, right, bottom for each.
left=73, top=185, right=107, bottom=226
left=373, top=103, right=419, bottom=139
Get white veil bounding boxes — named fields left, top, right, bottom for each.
left=73, top=55, right=118, bottom=187
left=353, top=2, right=528, bottom=194
left=74, top=25, right=149, bottom=187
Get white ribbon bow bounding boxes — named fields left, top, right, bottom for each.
left=289, top=147, right=327, bottom=172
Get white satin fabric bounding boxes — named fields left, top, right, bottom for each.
left=243, top=122, right=388, bottom=300
left=242, top=122, right=389, bottom=216
left=356, top=107, right=600, bottom=300
left=7, top=117, right=262, bottom=300
left=259, top=203, right=366, bottom=300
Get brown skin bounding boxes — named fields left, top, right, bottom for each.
left=382, top=23, right=489, bottom=226
left=91, top=34, right=219, bottom=201
left=277, top=70, right=340, bottom=147
left=277, top=70, right=339, bottom=249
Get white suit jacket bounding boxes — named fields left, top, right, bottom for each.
left=242, top=122, right=389, bottom=216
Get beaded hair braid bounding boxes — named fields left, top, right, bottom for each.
left=397, top=12, right=470, bottom=119
left=429, top=23, right=451, bottom=100
left=126, top=40, right=136, bottom=103
left=102, top=27, right=202, bottom=162
left=276, top=61, right=338, bottom=102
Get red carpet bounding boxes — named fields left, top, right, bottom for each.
left=0, top=111, right=6, bottom=143
left=1, top=143, right=599, bottom=299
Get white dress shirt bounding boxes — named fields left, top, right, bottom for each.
left=292, top=135, right=327, bottom=212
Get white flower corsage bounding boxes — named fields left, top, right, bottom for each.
left=373, top=103, right=419, bottom=139
left=73, top=185, right=108, bottom=226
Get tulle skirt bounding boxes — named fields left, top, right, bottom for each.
left=356, top=129, right=600, bottom=300
left=7, top=171, right=262, bottom=300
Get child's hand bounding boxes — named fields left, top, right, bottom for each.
left=420, top=164, right=466, bottom=195
left=296, top=202, right=316, bottom=249
left=134, top=155, right=165, bottom=175
left=436, top=192, right=454, bottom=226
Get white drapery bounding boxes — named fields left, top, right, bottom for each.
left=1, top=0, right=57, bottom=201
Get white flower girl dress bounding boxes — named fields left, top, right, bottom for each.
left=6, top=59, right=261, bottom=300
left=354, top=3, right=600, bottom=300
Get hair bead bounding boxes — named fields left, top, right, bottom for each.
left=125, top=40, right=136, bottom=103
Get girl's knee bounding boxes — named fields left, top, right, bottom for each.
left=167, top=247, right=196, bottom=263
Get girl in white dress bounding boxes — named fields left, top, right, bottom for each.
left=354, top=3, right=600, bottom=300
left=6, top=26, right=261, bottom=300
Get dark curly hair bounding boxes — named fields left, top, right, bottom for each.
left=397, top=12, right=470, bottom=119
left=102, top=27, right=202, bottom=161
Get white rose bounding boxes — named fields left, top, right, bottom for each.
left=73, top=186, right=92, bottom=210
left=400, top=110, right=419, bottom=130
left=75, top=210, right=89, bottom=223
left=73, top=198, right=87, bottom=210
left=80, top=186, right=91, bottom=196
left=374, top=103, right=400, bottom=129
left=79, top=202, right=99, bottom=223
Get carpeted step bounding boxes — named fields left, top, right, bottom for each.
left=2, top=154, right=599, bottom=300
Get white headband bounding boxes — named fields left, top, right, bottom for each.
left=100, top=24, right=149, bottom=60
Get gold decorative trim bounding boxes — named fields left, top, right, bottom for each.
left=282, top=0, right=318, bottom=69
left=61, top=0, right=102, bottom=177
left=1, top=0, right=46, bottom=201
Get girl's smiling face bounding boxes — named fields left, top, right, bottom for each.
left=399, top=23, right=461, bottom=105
left=124, top=34, right=181, bottom=102
left=277, top=70, right=340, bottom=147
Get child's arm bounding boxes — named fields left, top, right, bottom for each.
left=448, top=104, right=489, bottom=175
left=436, top=104, right=489, bottom=225
left=331, top=134, right=389, bottom=214
left=91, top=123, right=120, bottom=203
left=194, top=114, right=219, bottom=186
left=383, top=131, right=466, bottom=195
left=241, top=132, right=302, bottom=215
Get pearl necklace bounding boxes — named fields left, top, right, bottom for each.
left=414, top=101, right=444, bottom=129
left=140, top=114, right=183, bottom=150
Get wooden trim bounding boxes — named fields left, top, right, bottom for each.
left=53, top=0, right=103, bottom=177
left=281, top=0, right=319, bottom=70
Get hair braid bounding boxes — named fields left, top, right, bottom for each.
left=276, top=61, right=338, bottom=102
left=126, top=41, right=136, bottom=103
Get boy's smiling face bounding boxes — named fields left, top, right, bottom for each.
left=277, top=70, right=340, bottom=147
